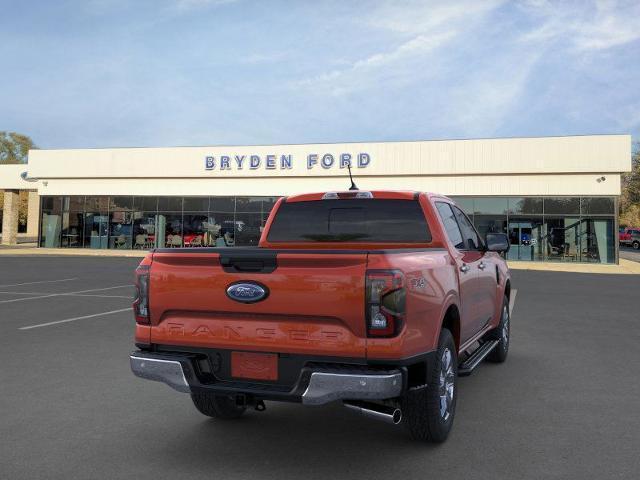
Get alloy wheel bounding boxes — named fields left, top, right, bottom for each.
left=439, top=347, right=455, bottom=421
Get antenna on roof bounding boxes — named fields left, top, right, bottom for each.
left=347, top=162, right=358, bottom=191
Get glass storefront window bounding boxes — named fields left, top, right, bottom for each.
left=132, top=212, right=156, bottom=249
left=507, top=218, right=544, bottom=262
left=581, top=218, right=614, bottom=263
left=236, top=197, right=267, bottom=212
left=109, top=211, right=133, bottom=249
left=209, top=197, right=235, bottom=213
left=60, top=197, right=84, bottom=248
left=508, top=197, right=542, bottom=215
left=36, top=195, right=617, bottom=264
left=85, top=196, right=109, bottom=214
left=581, top=197, right=614, bottom=215
left=474, top=197, right=509, bottom=215
left=158, top=197, right=183, bottom=212
left=475, top=215, right=508, bottom=239
left=134, top=196, right=158, bottom=212
left=156, top=213, right=183, bottom=248
left=235, top=212, right=262, bottom=246
left=544, top=217, right=581, bottom=261
left=110, top=196, right=133, bottom=212
left=208, top=212, right=235, bottom=247
left=40, top=197, right=63, bottom=247
left=544, top=197, right=580, bottom=215
left=84, top=213, right=109, bottom=249
left=183, top=213, right=210, bottom=247
left=183, top=197, right=209, bottom=212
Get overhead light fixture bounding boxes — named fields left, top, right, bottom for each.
left=20, top=171, right=39, bottom=183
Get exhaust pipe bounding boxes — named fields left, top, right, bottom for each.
left=343, top=401, right=402, bottom=425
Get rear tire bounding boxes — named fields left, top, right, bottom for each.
left=401, top=328, right=457, bottom=443
left=191, top=393, right=246, bottom=419
left=487, top=295, right=510, bottom=363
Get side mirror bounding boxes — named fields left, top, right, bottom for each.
left=485, top=233, right=510, bottom=253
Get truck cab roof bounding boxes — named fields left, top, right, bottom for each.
left=286, top=190, right=448, bottom=202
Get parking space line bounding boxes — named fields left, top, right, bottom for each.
left=0, top=291, right=44, bottom=296
left=0, top=291, right=131, bottom=298
left=0, top=285, right=132, bottom=304
left=0, top=278, right=79, bottom=288
left=62, top=293, right=132, bottom=299
left=19, top=308, right=132, bottom=330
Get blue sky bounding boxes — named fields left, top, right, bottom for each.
left=1, top=0, right=639, bottom=149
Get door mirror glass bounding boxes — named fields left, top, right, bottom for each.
left=485, top=233, right=510, bottom=253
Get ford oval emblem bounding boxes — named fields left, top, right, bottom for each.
left=226, top=281, right=269, bottom=303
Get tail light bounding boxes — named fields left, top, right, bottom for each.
left=366, top=270, right=405, bottom=337
left=133, top=264, right=150, bottom=325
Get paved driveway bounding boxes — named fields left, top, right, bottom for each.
left=0, top=256, right=638, bottom=480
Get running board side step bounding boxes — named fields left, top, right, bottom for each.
left=458, top=340, right=499, bottom=376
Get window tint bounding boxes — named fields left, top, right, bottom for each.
left=452, top=206, right=482, bottom=250
left=267, top=199, right=430, bottom=243
left=435, top=202, right=464, bottom=249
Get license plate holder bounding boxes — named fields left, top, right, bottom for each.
left=231, top=351, right=278, bottom=381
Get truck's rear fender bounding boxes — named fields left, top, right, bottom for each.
left=366, top=250, right=456, bottom=360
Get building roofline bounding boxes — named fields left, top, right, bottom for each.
left=28, top=133, right=631, bottom=153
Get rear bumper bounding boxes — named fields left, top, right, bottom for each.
left=130, top=351, right=403, bottom=405
left=301, top=370, right=402, bottom=405
left=130, top=354, right=190, bottom=393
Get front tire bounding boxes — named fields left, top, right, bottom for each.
left=401, top=328, right=457, bottom=443
left=633, top=241, right=640, bottom=250
left=487, top=296, right=510, bottom=363
left=191, top=393, right=246, bottom=419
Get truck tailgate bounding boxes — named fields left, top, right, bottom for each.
left=149, top=250, right=368, bottom=358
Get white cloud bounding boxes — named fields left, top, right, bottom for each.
left=441, top=52, right=542, bottom=136
left=298, top=31, right=455, bottom=95
left=297, top=0, right=505, bottom=96
left=369, top=0, right=505, bottom=35
left=519, top=0, right=640, bottom=51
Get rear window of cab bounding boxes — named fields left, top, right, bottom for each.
left=266, top=199, right=431, bottom=243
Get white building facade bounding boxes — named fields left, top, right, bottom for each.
left=0, top=134, right=632, bottom=263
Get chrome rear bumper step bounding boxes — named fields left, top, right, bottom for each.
left=301, top=370, right=403, bottom=406
left=130, top=354, right=191, bottom=393
left=458, top=340, right=499, bottom=376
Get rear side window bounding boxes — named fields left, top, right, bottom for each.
left=452, top=205, right=482, bottom=250
left=267, top=199, right=431, bottom=243
left=435, top=202, right=464, bottom=249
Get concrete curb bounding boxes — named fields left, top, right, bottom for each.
left=1, top=247, right=639, bottom=274
left=508, top=258, right=640, bottom=275
left=0, top=247, right=148, bottom=257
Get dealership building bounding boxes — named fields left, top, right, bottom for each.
left=0, top=134, right=631, bottom=263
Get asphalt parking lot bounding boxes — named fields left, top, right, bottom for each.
left=1, top=256, right=639, bottom=480
left=620, top=245, right=640, bottom=263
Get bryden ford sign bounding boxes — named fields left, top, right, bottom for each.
left=205, top=152, right=370, bottom=171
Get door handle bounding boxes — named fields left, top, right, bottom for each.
left=460, top=264, right=470, bottom=273
left=478, top=262, right=486, bottom=270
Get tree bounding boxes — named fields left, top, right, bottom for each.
left=0, top=131, right=36, bottom=164
left=620, top=142, right=640, bottom=227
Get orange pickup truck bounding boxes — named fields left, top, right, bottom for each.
left=130, top=190, right=512, bottom=442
